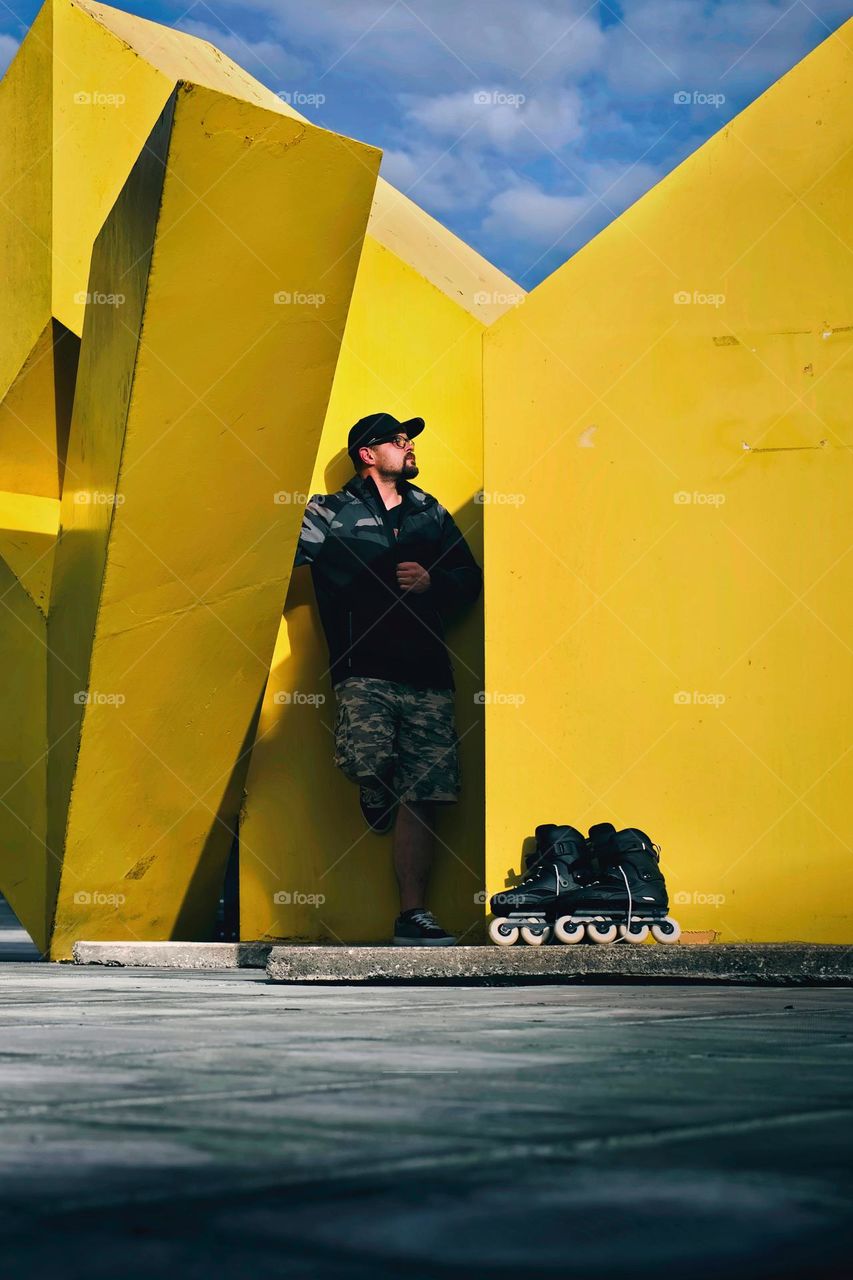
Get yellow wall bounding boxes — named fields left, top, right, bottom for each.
left=483, top=21, right=853, bottom=942
left=240, top=235, right=487, bottom=943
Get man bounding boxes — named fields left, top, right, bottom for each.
left=293, top=411, right=483, bottom=946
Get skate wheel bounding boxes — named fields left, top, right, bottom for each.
left=489, top=917, right=520, bottom=947
left=520, top=921, right=550, bottom=946
left=651, top=917, right=681, bottom=944
left=554, top=916, right=585, bottom=945
left=587, top=921, right=618, bottom=945
left=618, top=922, right=650, bottom=944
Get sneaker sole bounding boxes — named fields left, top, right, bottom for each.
left=391, top=937, right=457, bottom=947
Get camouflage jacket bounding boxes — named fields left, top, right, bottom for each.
left=294, top=473, right=482, bottom=690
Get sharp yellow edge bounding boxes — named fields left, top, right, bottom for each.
left=0, top=1, right=52, bottom=405
left=240, top=235, right=486, bottom=943
left=45, top=82, right=379, bottom=959
left=483, top=19, right=853, bottom=943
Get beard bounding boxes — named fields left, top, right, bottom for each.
left=402, top=457, right=419, bottom=478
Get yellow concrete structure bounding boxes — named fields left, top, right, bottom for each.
left=2, top=0, right=850, bottom=954
left=0, top=1, right=380, bottom=955
left=239, top=231, right=520, bottom=944
left=483, top=20, right=853, bottom=942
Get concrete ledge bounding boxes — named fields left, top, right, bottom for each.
left=72, top=941, right=273, bottom=969
left=265, top=943, right=853, bottom=986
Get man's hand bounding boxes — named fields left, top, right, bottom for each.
left=396, top=561, right=431, bottom=594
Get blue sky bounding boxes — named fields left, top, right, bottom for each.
left=2, top=0, right=851, bottom=286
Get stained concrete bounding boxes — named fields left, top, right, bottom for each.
left=1, top=956, right=852, bottom=1278
left=71, top=939, right=853, bottom=985
left=266, top=941, right=853, bottom=984
left=74, top=940, right=274, bottom=968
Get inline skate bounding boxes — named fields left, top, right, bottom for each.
left=488, top=824, right=594, bottom=946
left=552, top=823, right=681, bottom=944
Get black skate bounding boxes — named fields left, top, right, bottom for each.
left=551, top=823, right=681, bottom=945
left=489, top=825, right=594, bottom=947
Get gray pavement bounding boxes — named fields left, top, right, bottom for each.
left=1, top=953, right=852, bottom=1278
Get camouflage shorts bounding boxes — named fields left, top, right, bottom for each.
left=332, top=677, right=460, bottom=803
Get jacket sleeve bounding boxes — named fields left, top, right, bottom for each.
left=293, top=495, right=333, bottom=568
left=429, top=508, right=483, bottom=615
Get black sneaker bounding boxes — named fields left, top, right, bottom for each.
left=359, top=780, right=396, bottom=834
left=393, top=909, right=456, bottom=946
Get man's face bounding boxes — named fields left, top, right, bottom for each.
left=365, top=434, right=419, bottom=479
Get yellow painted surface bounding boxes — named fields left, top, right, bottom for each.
left=46, top=83, right=379, bottom=958
left=0, top=0, right=380, bottom=955
left=483, top=21, right=853, bottom=942
left=0, top=489, right=60, bottom=613
left=0, top=321, right=78, bottom=500
left=240, top=234, right=488, bottom=943
left=0, top=0, right=51, bottom=405
left=0, top=558, right=48, bottom=951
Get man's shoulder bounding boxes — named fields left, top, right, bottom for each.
left=402, top=482, right=443, bottom=516
left=304, top=487, right=353, bottom=515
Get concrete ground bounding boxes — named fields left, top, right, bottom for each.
left=1, top=927, right=852, bottom=1280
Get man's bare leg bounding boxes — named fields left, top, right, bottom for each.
left=393, top=800, right=435, bottom=912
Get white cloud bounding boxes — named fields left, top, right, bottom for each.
left=0, top=33, right=19, bottom=76
left=483, top=159, right=662, bottom=248
left=603, top=0, right=853, bottom=95
left=484, top=181, right=595, bottom=245
left=405, top=86, right=585, bottom=153
left=215, top=0, right=605, bottom=83
left=175, top=18, right=308, bottom=86
left=380, top=142, right=495, bottom=214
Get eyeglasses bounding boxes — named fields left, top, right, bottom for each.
left=365, top=434, right=413, bottom=450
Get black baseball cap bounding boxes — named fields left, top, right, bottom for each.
left=347, top=411, right=425, bottom=460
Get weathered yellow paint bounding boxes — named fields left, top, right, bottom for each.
left=483, top=20, right=853, bottom=942
left=239, top=233, right=495, bottom=943
left=45, top=84, right=379, bottom=959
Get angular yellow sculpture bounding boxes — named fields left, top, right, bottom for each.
left=3, top=0, right=850, bottom=957
left=0, top=1, right=380, bottom=956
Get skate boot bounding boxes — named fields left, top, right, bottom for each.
left=489, top=825, right=594, bottom=947
left=552, top=823, right=681, bottom=945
